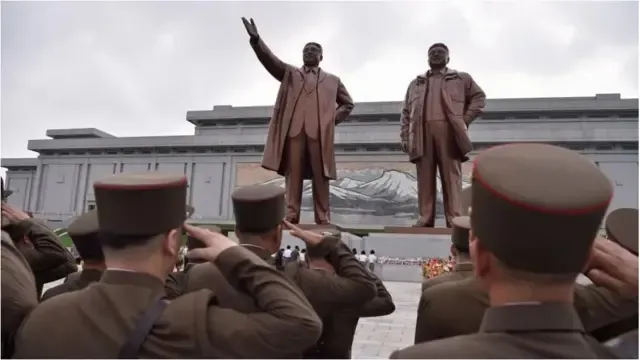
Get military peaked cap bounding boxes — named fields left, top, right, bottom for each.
left=232, top=184, right=285, bottom=233
left=317, top=227, right=341, bottom=238
left=94, top=173, right=188, bottom=236
left=306, top=227, right=341, bottom=258
left=67, top=209, right=103, bottom=261
left=471, top=143, right=613, bottom=274
left=605, top=208, right=638, bottom=255
left=450, top=216, right=471, bottom=251
left=187, top=224, right=221, bottom=250
left=186, top=205, right=195, bottom=219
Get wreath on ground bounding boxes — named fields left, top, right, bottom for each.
left=422, top=258, right=454, bottom=279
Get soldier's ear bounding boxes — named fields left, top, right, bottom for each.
left=582, top=241, right=597, bottom=274
left=320, top=54, right=324, bottom=62
left=164, top=228, right=181, bottom=257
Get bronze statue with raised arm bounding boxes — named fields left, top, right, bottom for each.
left=242, top=17, right=355, bottom=225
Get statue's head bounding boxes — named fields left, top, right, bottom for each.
left=428, top=43, right=449, bottom=69
left=302, top=42, right=323, bottom=67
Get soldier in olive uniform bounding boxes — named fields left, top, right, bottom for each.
left=41, top=209, right=105, bottom=301
left=324, top=266, right=396, bottom=358
left=413, top=165, right=638, bottom=345
left=13, top=173, right=322, bottom=358
left=183, top=185, right=295, bottom=317
left=1, top=230, right=38, bottom=358
left=2, top=179, right=77, bottom=296
left=281, top=221, right=376, bottom=358
left=605, top=207, right=638, bottom=256
left=591, top=225, right=639, bottom=358
left=421, top=219, right=473, bottom=292
left=589, top=207, right=638, bottom=342
left=415, top=216, right=480, bottom=343
left=282, top=227, right=394, bottom=358
left=184, top=184, right=376, bottom=358
left=413, top=212, right=639, bottom=344
left=164, top=224, right=221, bottom=300
left=392, top=143, right=617, bottom=358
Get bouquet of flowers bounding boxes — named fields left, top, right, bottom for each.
left=422, top=257, right=454, bottom=279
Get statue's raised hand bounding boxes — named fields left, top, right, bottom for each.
left=242, top=17, right=259, bottom=39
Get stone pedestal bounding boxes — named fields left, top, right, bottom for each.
left=384, top=226, right=452, bottom=235
left=295, top=223, right=340, bottom=232
left=376, top=264, right=423, bottom=283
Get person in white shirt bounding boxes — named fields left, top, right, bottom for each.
left=358, top=250, right=368, bottom=264
left=283, top=245, right=292, bottom=265
left=368, top=250, right=377, bottom=272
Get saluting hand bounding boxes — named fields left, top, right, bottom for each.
left=183, top=223, right=237, bottom=262
left=586, top=237, right=638, bottom=299
left=1, top=203, right=30, bottom=223
left=241, top=17, right=259, bottom=39
left=283, top=219, right=323, bottom=246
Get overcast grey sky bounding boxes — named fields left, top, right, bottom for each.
left=1, top=1, right=638, bottom=160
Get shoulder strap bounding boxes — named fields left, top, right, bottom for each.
left=584, top=335, right=620, bottom=359
left=590, top=316, right=638, bottom=342
left=118, top=295, right=169, bottom=359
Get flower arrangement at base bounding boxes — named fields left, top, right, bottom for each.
left=422, top=258, right=455, bottom=279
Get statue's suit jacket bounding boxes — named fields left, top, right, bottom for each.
left=250, top=37, right=354, bottom=180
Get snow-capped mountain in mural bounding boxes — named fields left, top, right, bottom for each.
left=258, top=169, right=471, bottom=223
left=352, top=170, right=417, bottom=202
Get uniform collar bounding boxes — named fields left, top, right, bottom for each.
left=454, top=262, right=474, bottom=272
left=79, top=268, right=104, bottom=283
left=100, top=269, right=165, bottom=291
left=240, top=244, right=273, bottom=261
left=480, top=302, right=584, bottom=333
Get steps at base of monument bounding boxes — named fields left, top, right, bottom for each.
left=383, top=226, right=452, bottom=235
left=294, top=224, right=388, bottom=237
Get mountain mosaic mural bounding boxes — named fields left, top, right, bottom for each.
left=236, top=162, right=472, bottom=226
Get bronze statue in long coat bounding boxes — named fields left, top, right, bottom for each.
left=243, top=18, right=355, bottom=225
left=400, top=43, right=485, bottom=228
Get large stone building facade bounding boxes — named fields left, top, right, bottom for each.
left=2, top=93, right=638, bottom=228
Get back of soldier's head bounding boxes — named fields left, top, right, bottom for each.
left=67, top=209, right=104, bottom=265
left=605, top=208, right=638, bottom=255
left=450, top=217, right=471, bottom=257
left=468, top=144, right=612, bottom=286
left=184, top=225, right=221, bottom=265
left=231, top=184, right=285, bottom=251
left=94, top=173, right=190, bottom=272
left=306, top=228, right=341, bottom=260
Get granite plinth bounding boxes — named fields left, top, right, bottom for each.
left=384, top=226, right=452, bottom=235
left=374, top=264, right=423, bottom=283
left=295, top=223, right=340, bottom=232
left=363, top=233, right=452, bottom=259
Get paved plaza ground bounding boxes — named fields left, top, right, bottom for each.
left=43, top=279, right=420, bottom=359
left=351, top=281, right=420, bottom=359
